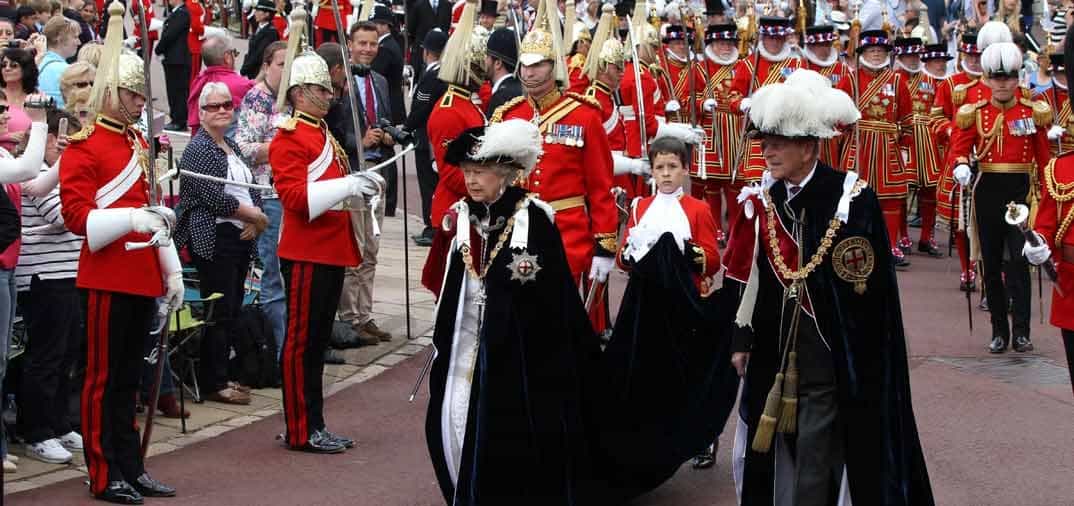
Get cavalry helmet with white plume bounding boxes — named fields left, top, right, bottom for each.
left=977, top=20, right=1013, bottom=53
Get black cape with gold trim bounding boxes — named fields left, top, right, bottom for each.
left=723, top=163, right=935, bottom=506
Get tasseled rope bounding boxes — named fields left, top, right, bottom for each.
left=751, top=372, right=784, bottom=453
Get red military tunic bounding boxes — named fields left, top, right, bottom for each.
left=567, top=53, right=589, bottom=94
left=698, top=55, right=742, bottom=180
left=494, top=90, right=618, bottom=277
left=428, top=84, right=486, bottom=228
left=728, top=55, right=803, bottom=182
left=1034, top=152, right=1074, bottom=329
left=270, top=112, right=361, bottom=267
left=187, top=0, right=205, bottom=81
left=59, top=116, right=163, bottom=297
left=805, top=60, right=853, bottom=167
left=933, top=74, right=990, bottom=222
left=657, top=51, right=706, bottom=124
left=586, top=79, right=634, bottom=196
left=839, top=67, right=915, bottom=199
left=645, top=62, right=669, bottom=123
left=619, top=60, right=660, bottom=160
left=1038, top=84, right=1074, bottom=156
left=617, top=194, right=721, bottom=294
left=313, top=0, right=351, bottom=31
left=899, top=68, right=943, bottom=188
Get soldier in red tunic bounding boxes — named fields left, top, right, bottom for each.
left=421, top=0, right=489, bottom=295
left=583, top=6, right=636, bottom=193
left=312, top=0, right=352, bottom=46
left=894, top=36, right=944, bottom=257
left=728, top=16, right=802, bottom=184
left=1025, top=41, right=1074, bottom=395
left=948, top=41, right=1052, bottom=354
left=270, top=50, right=383, bottom=453
left=656, top=24, right=705, bottom=125
left=1040, top=53, right=1073, bottom=155
left=617, top=6, right=662, bottom=199
left=187, top=0, right=205, bottom=85
left=839, top=30, right=916, bottom=268
left=933, top=32, right=987, bottom=290
left=490, top=16, right=617, bottom=325
left=58, top=13, right=180, bottom=499
left=697, top=23, right=743, bottom=242
left=800, top=24, right=853, bottom=168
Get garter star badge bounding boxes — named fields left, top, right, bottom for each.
left=507, top=251, right=541, bottom=284
left=832, top=236, right=874, bottom=295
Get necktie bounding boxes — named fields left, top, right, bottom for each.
left=363, top=76, right=376, bottom=129
left=788, top=185, right=801, bottom=198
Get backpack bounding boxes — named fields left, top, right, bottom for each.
left=231, top=304, right=280, bottom=389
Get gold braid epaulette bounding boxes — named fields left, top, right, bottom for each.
left=1045, top=157, right=1074, bottom=245
left=565, top=91, right=600, bottom=109
left=68, top=124, right=93, bottom=142
left=1023, top=98, right=1054, bottom=128
left=956, top=100, right=986, bottom=130
left=277, top=117, right=297, bottom=131
left=568, top=53, right=586, bottom=70
left=490, top=96, right=526, bottom=123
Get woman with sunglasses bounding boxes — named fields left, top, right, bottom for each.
left=174, top=82, right=268, bottom=405
left=0, top=48, right=40, bottom=153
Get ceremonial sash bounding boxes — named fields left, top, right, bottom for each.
left=857, top=70, right=895, bottom=109
left=763, top=60, right=793, bottom=86
left=603, top=103, right=620, bottom=134
left=706, top=64, right=734, bottom=98
left=308, top=135, right=333, bottom=182
left=95, top=150, right=141, bottom=209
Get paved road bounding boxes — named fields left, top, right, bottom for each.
left=9, top=233, right=1074, bottom=505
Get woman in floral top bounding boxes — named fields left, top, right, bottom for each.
left=235, top=40, right=289, bottom=357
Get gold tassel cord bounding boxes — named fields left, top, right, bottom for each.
left=751, top=372, right=784, bottom=453
left=777, top=351, right=799, bottom=434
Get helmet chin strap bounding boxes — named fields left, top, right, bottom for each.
left=300, top=85, right=331, bottom=112
left=115, top=91, right=140, bottom=125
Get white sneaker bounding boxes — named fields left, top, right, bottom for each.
left=25, top=439, right=73, bottom=464
left=5, top=453, right=18, bottom=463
left=58, top=431, right=84, bottom=451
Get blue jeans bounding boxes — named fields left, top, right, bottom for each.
left=257, top=198, right=286, bottom=358
left=0, top=268, right=17, bottom=458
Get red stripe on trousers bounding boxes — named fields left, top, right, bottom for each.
left=283, top=263, right=312, bottom=447
left=82, top=291, right=111, bottom=495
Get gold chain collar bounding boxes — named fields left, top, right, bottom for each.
left=459, top=195, right=529, bottom=280
left=763, top=187, right=844, bottom=282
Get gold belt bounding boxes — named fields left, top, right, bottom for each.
left=858, top=120, right=899, bottom=133
left=978, top=162, right=1034, bottom=174
left=548, top=195, right=585, bottom=212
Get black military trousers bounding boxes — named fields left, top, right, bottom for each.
left=973, top=173, right=1031, bottom=338
left=279, top=260, right=344, bottom=448
left=414, top=130, right=439, bottom=230
left=1063, top=329, right=1074, bottom=398
left=81, top=290, right=155, bottom=495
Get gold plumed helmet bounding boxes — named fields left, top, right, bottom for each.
left=440, top=0, right=490, bottom=86
left=89, top=1, right=147, bottom=112
left=288, top=51, right=332, bottom=91
left=584, top=4, right=625, bottom=80
left=518, top=0, right=567, bottom=82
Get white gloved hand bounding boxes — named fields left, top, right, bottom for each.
left=130, top=208, right=168, bottom=234
left=162, top=272, right=184, bottom=313
left=702, top=98, right=717, bottom=112
left=739, top=97, right=752, bottom=114
left=953, top=163, right=972, bottom=186
left=1022, top=232, right=1052, bottom=266
left=123, top=36, right=138, bottom=49
left=1048, top=124, right=1066, bottom=141
left=632, top=159, right=652, bottom=175
left=655, top=121, right=702, bottom=145
left=665, top=99, right=682, bottom=113
left=588, top=256, right=614, bottom=282
left=149, top=18, right=163, bottom=32
left=349, top=171, right=386, bottom=197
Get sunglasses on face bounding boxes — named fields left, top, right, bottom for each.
left=202, top=101, right=234, bottom=112
left=72, top=80, right=92, bottom=89
left=0, top=105, right=9, bottom=114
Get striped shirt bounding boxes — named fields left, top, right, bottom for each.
left=16, top=165, right=83, bottom=290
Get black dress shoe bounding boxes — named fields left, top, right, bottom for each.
left=412, top=234, right=433, bottom=247
left=291, top=431, right=346, bottom=454
left=989, top=336, right=1009, bottom=354
left=319, top=429, right=355, bottom=449
left=691, top=443, right=716, bottom=469
left=132, top=473, right=176, bottom=497
left=917, top=240, right=943, bottom=257
left=96, top=481, right=144, bottom=504
left=1012, top=336, right=1034, bottom=353
left=324, top=349, right=346, bottom=364
left=893, top=253, right=911, bottom=269
left=978, top=296, right=989, bottom=311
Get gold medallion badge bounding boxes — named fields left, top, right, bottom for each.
left=832, top=236, right=875, bottom=295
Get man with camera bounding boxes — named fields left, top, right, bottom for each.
left=317, top=22, right=397, bottom=346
